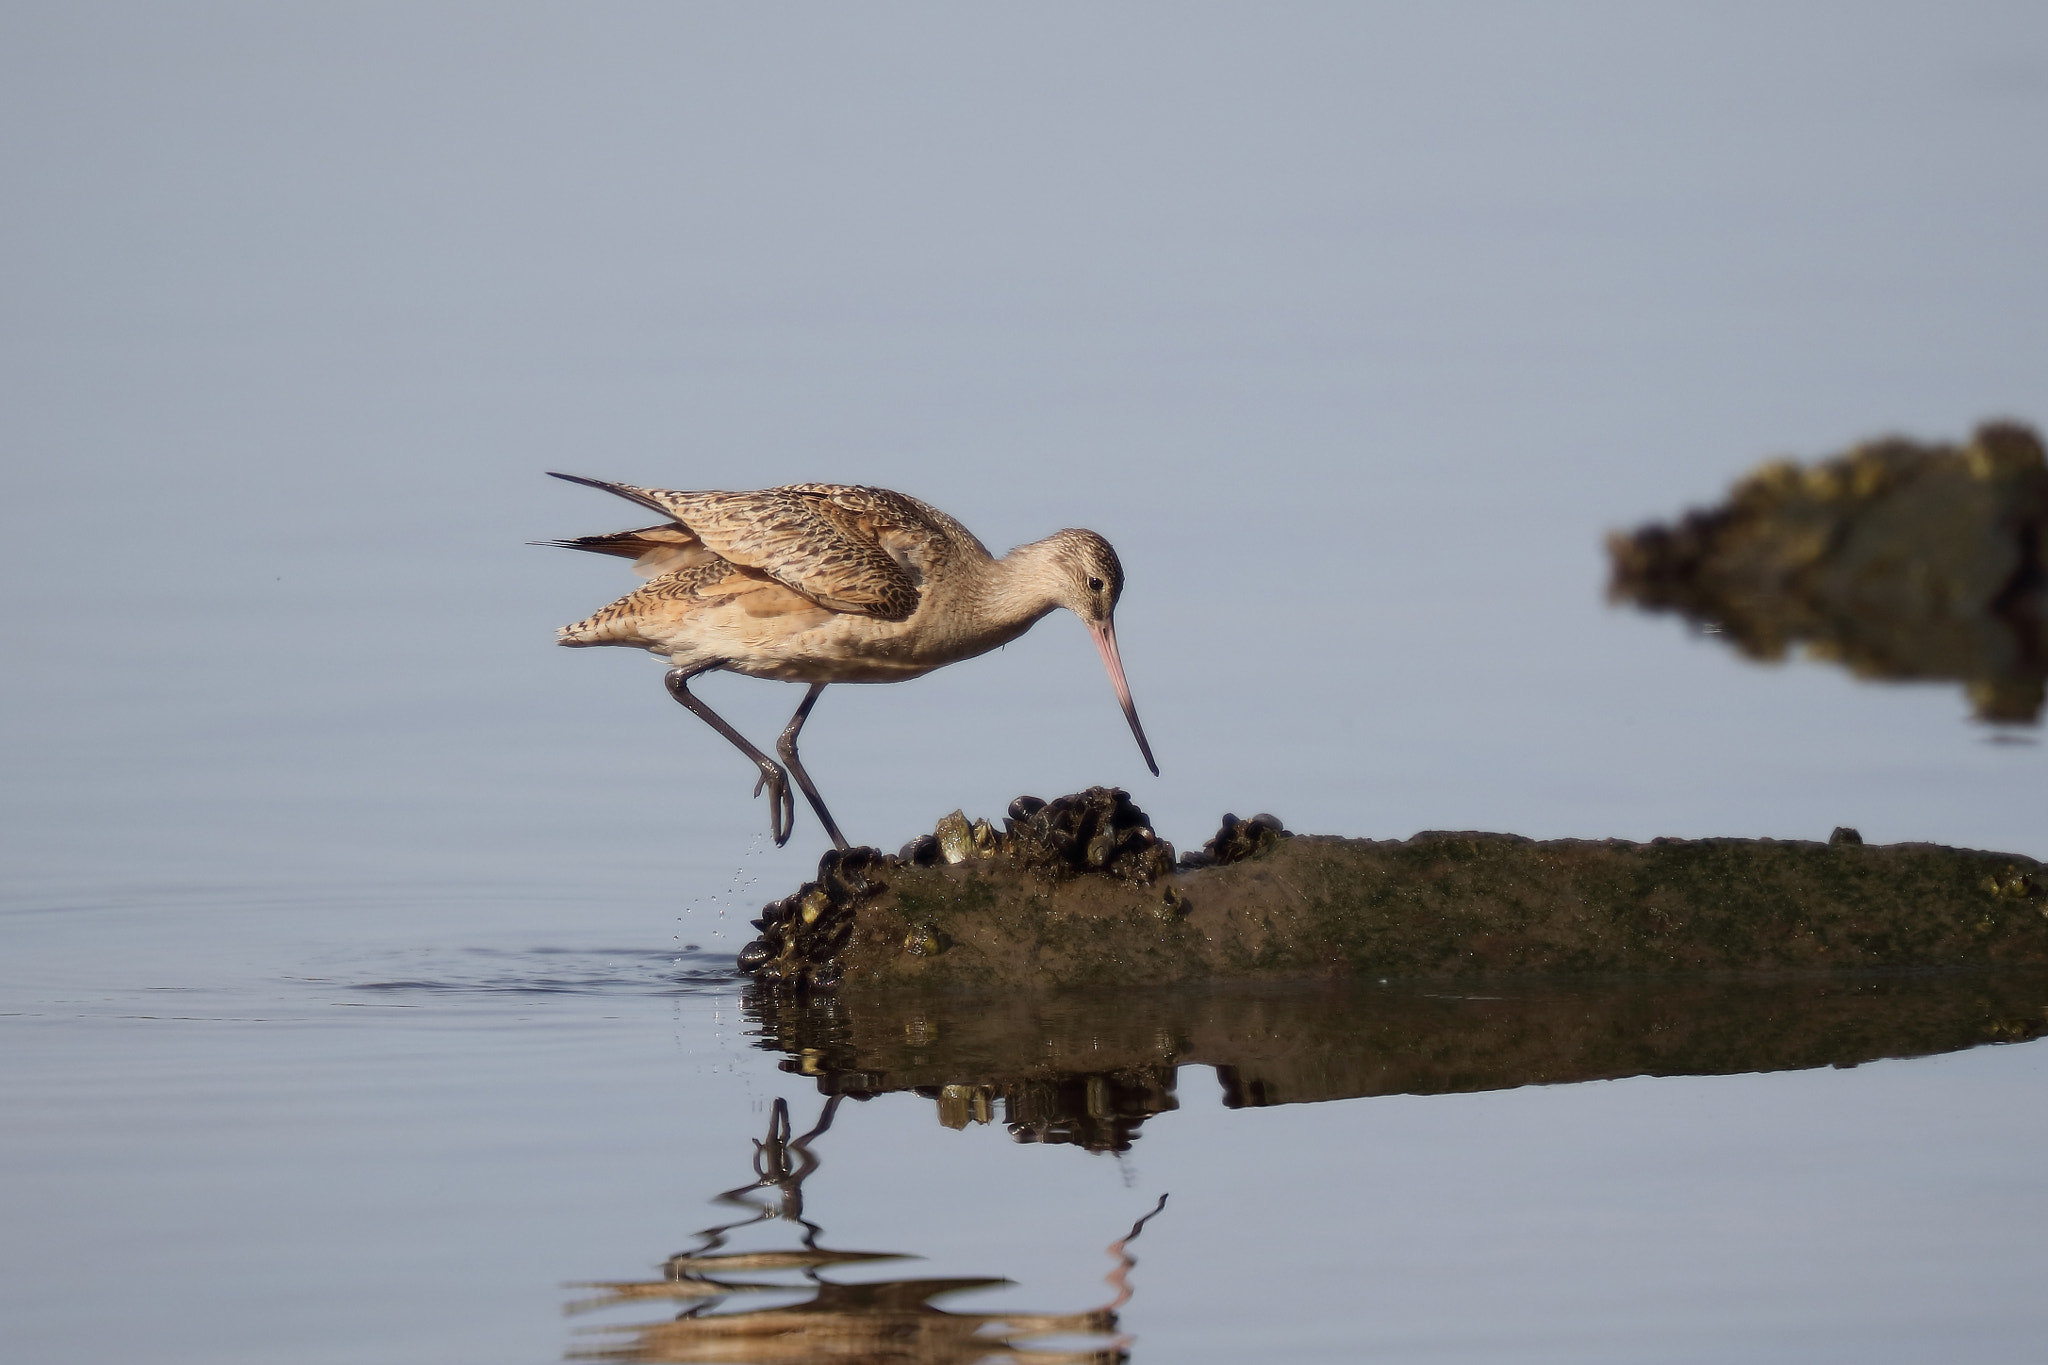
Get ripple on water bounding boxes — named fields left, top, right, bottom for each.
left=342, top=944, right=739, bottom=997
left=1, top=880, right=744, bottom=1024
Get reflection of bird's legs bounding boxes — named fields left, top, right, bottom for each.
left=753, top=1098, right=795, bottom=1181
left=714, top=1095, right=845, bottom=1236
left=664, top=663, right=795, bottom=846
left=776, top=684, right=848, bottom=851
left=789, top=1093, right=843, bottom=1158
left=1101, top=1194, right=1169, bottom=1312
left=675, top=1097, right=847, bottom=1270
left=780, top=1094, right=843, bottom=1235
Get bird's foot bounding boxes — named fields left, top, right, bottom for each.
left=752, top=762, right=796, bottom=846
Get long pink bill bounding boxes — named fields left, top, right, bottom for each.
left=1090, top=620, right=1160, bottom=777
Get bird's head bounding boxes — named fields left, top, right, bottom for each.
left=1038, top=529, right=1157, bottom=777
left=1040, top=529, right=1127, bottom=627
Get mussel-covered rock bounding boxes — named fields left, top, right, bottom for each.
left=738, top=789, right=1183, bottom=986
left=1179, top=812, right=1292, bottom=869
left=999, top=786, right=1177, bottom=885
left=737, top=843, right=900, bottom=994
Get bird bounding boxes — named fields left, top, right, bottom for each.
left=546, top=473, right=1158, bottom=850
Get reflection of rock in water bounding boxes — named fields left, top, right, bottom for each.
left=925, top=1070, right=1176, bottom=1154
left=565, top=1096, right=1161, bottom=1362
left=751, top=973, right=2048, bottom=1144
left=773, top=996, right=1181, bottom=1154
left=1608, top=421, right=2048, bottom=722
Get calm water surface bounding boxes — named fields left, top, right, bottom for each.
left=9, top=922, right=2048, bottom=1362
left=5, top=5, right=2048, bottom=1361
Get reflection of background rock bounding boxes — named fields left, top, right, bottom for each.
left=1609, top=422, right=2048, bottom=723
left=751, top=974, right=2048, bottom=1150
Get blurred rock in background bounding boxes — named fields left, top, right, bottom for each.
left=1609, top=422, right=2048, bottom=723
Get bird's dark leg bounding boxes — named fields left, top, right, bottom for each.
left=776, top=683, right=848, bottom=851
left=664, top=663, right=796, bottom=846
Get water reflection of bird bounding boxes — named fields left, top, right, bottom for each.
left=547, top=475, right=1159, bottom=850
left=564, top=1097, right=1162, bottom=1365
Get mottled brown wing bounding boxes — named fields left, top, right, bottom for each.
left=660, top=490, right=935, bottom=621
left=786, top=483, right=966, bottom=573
left=548, top=475, right=943, bottom=621
left=679, top=487, right=937, bottom=620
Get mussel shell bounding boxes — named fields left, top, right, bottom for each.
left=934, top=810, right=975, bottom=864
left=1084, top=828, right=1117, bottom=868
left=902, top=924, right=950, bottom=957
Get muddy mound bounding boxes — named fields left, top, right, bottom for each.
left=732, top=794, right=2048, bottom=993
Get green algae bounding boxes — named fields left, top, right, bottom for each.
left=827, top=831, right=2047, bottom=990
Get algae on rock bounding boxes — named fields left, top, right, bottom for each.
left=733, top=792, right=2048, bottom=994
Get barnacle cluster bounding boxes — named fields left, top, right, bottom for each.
left=734, top=790, right=1297, bottom=993
left=738, top=845, right=892, bottom=993
left=1181, top=811, right=1292, bottom=868
left=901, top=787, right=1179, bottom=886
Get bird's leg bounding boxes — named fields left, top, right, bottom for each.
left=776, top=683, right=849, bottom=851
left=664, top=663, right=796, bottom=846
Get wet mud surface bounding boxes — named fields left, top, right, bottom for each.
left=748, top=971, right=2048, bottom=1152
left=735, top=790, right=2048, bottom=993
left=1608, top=420, right=2048, bottom=723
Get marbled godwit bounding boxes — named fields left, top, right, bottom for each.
left=548, top=474, right=1158, bottom=850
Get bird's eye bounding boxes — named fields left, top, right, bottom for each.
left=1087, top=576, right=1104, bottom=592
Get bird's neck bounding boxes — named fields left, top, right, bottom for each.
left=935, top=537, right=1065, bottom=652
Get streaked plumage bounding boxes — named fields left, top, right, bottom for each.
left=549, top=473, right=1157, bottom=849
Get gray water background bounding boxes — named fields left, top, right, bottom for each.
left=4, top=4, right=2046, bottom=1361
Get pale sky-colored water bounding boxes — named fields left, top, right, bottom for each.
left=4, top=5, right=2047, bottom=1361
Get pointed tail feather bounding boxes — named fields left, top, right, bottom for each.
left=535, top=524, right=713, bottom=580
left=533, top=529, right=683, bottom=559
left=547, top=471, right=677, bottom=519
